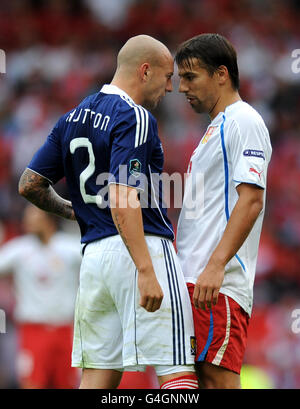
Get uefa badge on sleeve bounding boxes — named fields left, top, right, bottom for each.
left=190, top=336, right=196, bottom=356
left=129, top=159, right=142, bottom=178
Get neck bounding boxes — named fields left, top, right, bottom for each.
left=209, top=90, right=241, bottom=120
left=111, top=74, right=142, bottom=106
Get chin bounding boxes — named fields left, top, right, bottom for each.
left=191, top=105, right=203, bottom=114
left=192, top=102, right=206, bottom=114
left=144, top=101, right=157, bottom=112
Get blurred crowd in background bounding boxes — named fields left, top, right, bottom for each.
left=0, top=0, right=300, bottom=389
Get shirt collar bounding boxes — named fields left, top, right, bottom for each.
left=100, top=84, right=135, bottom=104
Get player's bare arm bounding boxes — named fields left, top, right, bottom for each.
left=18, top=168, right=76, bottom=221
left=109, top=183, right=163, bottom=313
left=193, top=183, right=264, bottom=310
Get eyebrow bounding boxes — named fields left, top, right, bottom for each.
left=178, top=71, right=196, bottom=78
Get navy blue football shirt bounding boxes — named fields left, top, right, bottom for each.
left=28, top=84, right=174, bottom=244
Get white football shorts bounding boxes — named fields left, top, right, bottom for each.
left=72, top=234, right=195, bottom=375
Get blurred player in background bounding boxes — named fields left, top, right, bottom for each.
left=175, top=33, right=272, bottom=388
left=0, top=204, right=81, bottom=388
left=18, top=35, right=198, bottom=390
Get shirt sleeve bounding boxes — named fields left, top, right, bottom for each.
left=108, top=103, right=152, bottom=192
left=227, top=116, right=272, bottom=189
left=27, top=118, right=65, bottom=185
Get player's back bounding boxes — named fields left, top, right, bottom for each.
left=58, top=91, right=119, bottom=243
left=28, top=85, right=174, bottom=244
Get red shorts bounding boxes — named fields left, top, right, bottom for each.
left=17, top=323, right=79, bottom=388
left=187, top=283, right=249, bottom=374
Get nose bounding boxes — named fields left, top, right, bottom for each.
left=178, top=79, right=188, bottom=93
left=166, top=78, right=173, bottom=93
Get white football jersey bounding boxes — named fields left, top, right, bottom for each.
left=177, top=101, right=272, bottom=316
left=0, top=232, right=81, bottom=324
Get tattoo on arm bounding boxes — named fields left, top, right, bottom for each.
left=112, top=212, right=132, bottom=256
left=18, top=168, right=75, bottom=220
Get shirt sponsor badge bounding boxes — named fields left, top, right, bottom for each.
left=243, top=149, right=265, bottom=160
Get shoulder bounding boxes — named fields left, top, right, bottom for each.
left=225, top=101, right=272, bottom=158
left=113, top=98, right=156, bottom=146
left=0, top=235, right=37, bottom=253
left=115, top=96, right=154, bottom=126
left=225, top=101, right=268, bottom=133
left=224, top=101, right=271, bottom=151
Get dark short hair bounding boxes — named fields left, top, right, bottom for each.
left=175, top=33, right=239, bottom=90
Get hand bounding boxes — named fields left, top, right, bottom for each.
left=138, top=269, right=164, bottom=313
left=193, top=260, right=225, bottom=310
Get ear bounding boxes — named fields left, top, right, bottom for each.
left=139, top=62, right=150, bottom=82
left=216, top=65, right=229, bottom=85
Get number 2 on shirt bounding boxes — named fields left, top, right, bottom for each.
left=70, top=137, right=102, bottom=206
